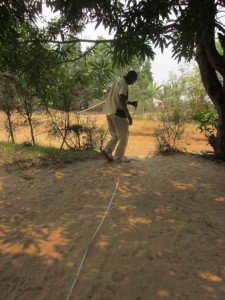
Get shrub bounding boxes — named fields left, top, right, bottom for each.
left=154, top=108, right=186, bottom=153
left=192, top=108, right=218, bottom=138
left=192, top=107, right=218, bottom=151
left=66, top=114, right=107, bottom=151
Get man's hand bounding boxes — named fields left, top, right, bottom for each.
left=128, top=101, right=138, bottom=108
left=128, top=115, right=133, bottom=125
left=132, top=101, right=138, bottom=108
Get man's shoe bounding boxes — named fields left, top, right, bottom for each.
left=114, top=156, right=131, bottom=163
left=122, top=157, right=132, bottom=163
left=101, top=149, right=114, bottom=161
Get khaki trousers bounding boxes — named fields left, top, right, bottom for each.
left=105, top=114, right=129, bottom=160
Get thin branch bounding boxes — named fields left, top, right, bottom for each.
left=206, top=40, right=225, bottom=76
left=57, top=43, right=98, bottom=64
left=215, top=23, right=225, bottom=35
left=0, top=74, right=14, bottom=80
left=18, top=38, right=115, bottom=45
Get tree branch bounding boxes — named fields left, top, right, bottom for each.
left=196, top=45, right=224, bottom=114
left=205, top=41, right=225, bottom=77
left=19, top=38, right=115, bottom=45
left=215, top=23, right=225, bottom=35
left=57, top=43, right=98, bottom=64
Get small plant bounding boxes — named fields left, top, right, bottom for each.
left=154, top=107, right=186, bottom=153
left=66, top=114, right=108, bottom=151
left=82, top=127, right=107, bottom=150
left=193, top=108, right=218, bottom=150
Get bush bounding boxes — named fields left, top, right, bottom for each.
left=192, top=108, right=218, bottom=138
left=66, top=114, right=108, bottom=151
left=154, top=108, right=186, bottom=153
left=192, top=108, right=218, bottom=151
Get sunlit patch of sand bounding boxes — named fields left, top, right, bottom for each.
left=95, top=241, right=109, bottom=249
left=127, top=217, right=151, bottom=226
left=0, top=225, right=69, bottom=265
left=214, top=197, right=225, bottom=203
left=55, top=170, right=64, bottom=179
left=198, top=271, right=223, bottom=282
left=117, top=205, right=130, bottom=212
left=0, top=177, right=4, bottom=192
left=157, top=290, right=170, bottom=297
left=171, top=181, right=194, bottom=190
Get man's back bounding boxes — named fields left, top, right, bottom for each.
left=103, top=77, right=128, bottom=115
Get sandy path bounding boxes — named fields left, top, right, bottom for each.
left=0, top=153, right=225, bottom=300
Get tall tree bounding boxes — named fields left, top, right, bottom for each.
left=0, top=76, right=17, bottom=143
left=0, top=0, right=42, bottom=43
left=0, top=21, right=61, bottom=144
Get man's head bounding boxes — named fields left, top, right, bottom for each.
left=124, top=70, right=138, bottom=85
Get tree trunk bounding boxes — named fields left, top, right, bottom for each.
left=60, top=112, right=70, bottom=149
left=46, top=108, right=71, bottom=149
left=196, top=46, right=225, bottom=161
left=60, top=128, right=69, bottom=149
left=27, top=115, right=36, bottom=145
left=6, top=112, right=15, bottom=143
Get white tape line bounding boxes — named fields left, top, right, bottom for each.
left=78, top=100, right=106, bottom=114
left=65, top=167, right=122, bottom=300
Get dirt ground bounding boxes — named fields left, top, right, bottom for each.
left=1, top=113, right=225, bottom=300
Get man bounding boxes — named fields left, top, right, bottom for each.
left=101, top=70, right=138, bottom=163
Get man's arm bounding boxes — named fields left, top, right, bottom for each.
left=127, top=101, right=138, bottom=108
left=119, top=94, right=132, bottom=125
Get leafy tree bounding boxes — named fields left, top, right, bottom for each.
left=79, top=42, right=154, bottom=104
left=44, top=63, right=88, bottom=149
left=155, top=64, right=213, bottom=122
left=0, top=22, right=62, bottom=145
left=147, top=82, right=162, bottom=102
left=126, top=58, right=153, bottom=101
left=0, top=1, right=42, bottom=43
left=84, top=42, right=115, bottom=99
left=0, top=76, right=17, bottom=143
left=176, top=65, right=210, bottom=116
left=158, top=79, right=182, bottom=108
